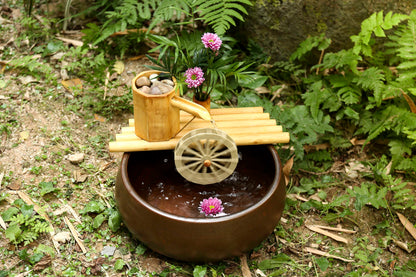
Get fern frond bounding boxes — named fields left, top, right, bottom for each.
left=21, top=231, right=38, bottom=246
left=351, top=11, right=408, bottom=56
left=195, top=0, right=252, bottom=35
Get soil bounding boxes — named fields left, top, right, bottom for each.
left=1, top=4, right=416, bottom=277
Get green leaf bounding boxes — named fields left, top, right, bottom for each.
left=238, top=74, right=267, bottom=89
left=193, top=265, right=207, bottom=277
left=393, top=271, right=416, bottom=277
left=93, top=213, right=107, bottom=229
left=20, top=204, right=34, bottom=217
left=316, top=257, right=330, bottom=271
left=108, top=209, right=122, bottom=232
left=135, top=244, right=147, bottom=255
left=39, top=181, right=59, bottom=196
left=2, top=207, right=19, bottom=221
left=114, top=259, right=126, bottom=271
left=258, top=254, right=292, bottom=270
left=5, top=223, right=22, bottom=243
left=81, top=200, right=106, bottom=214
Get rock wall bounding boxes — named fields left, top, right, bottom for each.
left=239, top=0, right=416, bottom=61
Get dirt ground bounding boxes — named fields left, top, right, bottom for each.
left=1, top=3, right=416, bottom=277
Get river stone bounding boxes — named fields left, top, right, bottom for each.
left=238, top=0, right=416, bottom=62
left=135, top=76, right=151, bottom=87
left=152, top=81, right=174, bottom=94
left=161, top=79, right=174, bottom=86
left=150, top=86, right=163, bottom=95
left=139, top=85, right=151, bottom=94
left=149, top=74, right=159, bottom=83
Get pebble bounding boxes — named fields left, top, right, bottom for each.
left=149, top=74, right=159, bottom=83
left=161, top=79, right=174, bottom=86
left=67, top=153, right=85, bottom=164
left=135, top=75, right=175, bottom=95
left=150, top=86, right=163, bottom=95
left=139, top=86, right=151, bottom=94
left=135, top=76, right=151, bottom=87
left=101, top=246, right=116, bottom=256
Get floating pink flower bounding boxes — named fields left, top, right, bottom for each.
left=199, top=197, right=224, bottom=216
left=201, top=33, right=222, bottom=51
left=184, top=67, right=205, bottom=88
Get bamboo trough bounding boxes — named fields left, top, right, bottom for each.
left=109, top=106, right=290, bottom=152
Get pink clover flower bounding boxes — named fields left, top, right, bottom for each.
left=184, top=67, right=205, bottom=88
left=201, top=33, right=222, bottom=51
left=199, top=197, right=224, bottom=216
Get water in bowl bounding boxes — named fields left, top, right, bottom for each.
left=127, top=146, right=276, bottom=218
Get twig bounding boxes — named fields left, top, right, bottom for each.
left=240, top=254, right=251, bottom=277
left=305, top=247, right=354, bottom=263
left=103, top=69, right=110, bottom=100
left=310, top=225, right=357, bottom=234
left=0, top=215, right=7, bottom=230
left=0, top=171, right=4, bottom=187
left=315, top=49, right=325, bottom=75
left=64, top=216, right=87, bottom=253
left=306, top=225, right=350, bottom=244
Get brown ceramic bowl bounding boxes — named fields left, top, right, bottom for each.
left=115, top=145, right=286, bottom=262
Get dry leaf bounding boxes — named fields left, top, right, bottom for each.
left=303, top=143, right=330, bottom=152
left=402, top=91, right=416, bottom=113
left=113, top=60, right=125, bottom=74
left=350, top=137, right=366, bottom=146
left=62, top=78, right=82, bottom=94
left=54, top=231, right=72, bottom=243
left=345, top=161, right=371, bottom=178
left=282, top=156, right=294, bottom=186
left=312, top=225, right=356, bottom=234
left=240, top=255, right=251, bottom=277
left=33, top=255, right=51, bottom=271
left=94, top=114, right=106, bottom=122
left=397, top=212, right=416, bottom=241
left=19, top=130, right=29, bottom=141
left=7, top=182, right=21, bottom=190
left=0, top=215, right=7, bottom=230
left=305, top=247, right=354, bottom=262
left=0, top=171, right=4, bottom=188
left=0, top=61, right=7, bottom=74
left=306, top=225, right=350, bottom=244
left=56, top=36, right=83, bottom=47
left=255, top=86, right=270, bottom=94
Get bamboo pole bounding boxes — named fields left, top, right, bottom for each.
left=117, top=125, right=284, bottom=141
left=109, top=132, right=290, bottom=152
left=128, top=112, right=270, bottom=126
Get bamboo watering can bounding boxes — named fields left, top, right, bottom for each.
left=132, top=70, right=211, bottom=142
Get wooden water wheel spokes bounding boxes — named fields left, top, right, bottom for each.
left=174, top=128, right=238, bottom=185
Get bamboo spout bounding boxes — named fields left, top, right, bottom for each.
left=170, top=96, right=211, bottom=121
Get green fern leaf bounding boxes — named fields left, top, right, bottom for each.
left=196, top=0, right=251, bottom=35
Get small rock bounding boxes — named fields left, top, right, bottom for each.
left=150, top=86, right=162, bottom=95
left=135, top=76, right=151, bottom=87
left=149, top=74, right=159, bottom=83
left=19, top=75, right=37, bottom=85
left=161, top=79, right=174, bottom=86
left=54, top=231, right=71, bottom=243
left=152, top=81, right=173, bottom=94
left=101, top=246, right=116, bottom=256
left=139, top=86, right=151, bottom=94
left=68, top=153, right=84, bottom=164
left=113, top=249, right=123, bottom=259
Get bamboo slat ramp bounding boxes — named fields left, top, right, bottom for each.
left=109, top=107, right=290, bottom=152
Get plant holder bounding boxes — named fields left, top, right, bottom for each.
left=132, top=70, right=211, bottom=142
